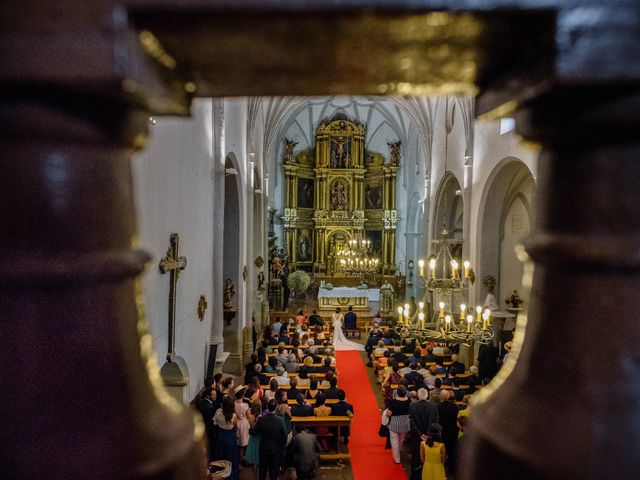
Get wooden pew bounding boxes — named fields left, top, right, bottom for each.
left=290, top=415, right=352, bottom=460
left=287, top=399, right=338, bottom=405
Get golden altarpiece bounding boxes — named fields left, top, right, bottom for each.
left=282, top=116, right=399, bottom=286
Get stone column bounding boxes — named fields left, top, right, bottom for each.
left=0, top=11, right=204, bottom=479
left=462, top=89, right=640, bottom=478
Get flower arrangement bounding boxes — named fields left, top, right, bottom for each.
left=287, top=270, right=311, bottom=295
left=482, top=274, right=497, bottom=294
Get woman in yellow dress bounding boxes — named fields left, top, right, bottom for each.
left=420, top=423, right=447, bottom=480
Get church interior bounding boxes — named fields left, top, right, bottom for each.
left=3, top=1, right=639, bottom=480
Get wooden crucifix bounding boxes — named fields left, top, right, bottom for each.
left=159, top=233, right=187, bottom=362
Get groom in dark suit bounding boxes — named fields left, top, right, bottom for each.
left=344, top=306, right=357, bottom=336
left=250, top=399, right=287, bottom=480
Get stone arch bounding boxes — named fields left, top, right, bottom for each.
left=432, top=172, right=463, bottom=241
left=222, top=152, right=245, bottom=372
left=477, top=157, right=535, bottom=309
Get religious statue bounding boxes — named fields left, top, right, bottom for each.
left=283, top=137, right=298, bottom=163
left=380, top=280, right=395, bottom=313
left=298, top=231, right=311, bottom=261
left=257, top=271, right=265, bottom=291
left=506, top=290, right=523, bottom=309
left=330, top=181, right=347, bottom=210
left=223, top=278, right=235, bottom=310
left=331, top=138, right=349, bottom=168
left=387, top=140, right=401, bottom=166
left=365, top=182, right=382, bottom=209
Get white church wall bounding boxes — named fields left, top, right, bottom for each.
left=468, top=119, right=538, bottom=307
left=131, top=99, right=215, bottom=401
left=500, top=196, right=531, bottom=308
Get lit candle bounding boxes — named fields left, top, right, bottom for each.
left=418, top=259, right=425, bottom=277
left=445, top=314, right=452, bottom=332
left=439, top=301, right=445, bottom=318
left=476, top=305, right=482, bottom=323
left=459, top=303, right=466, bottom=320
left=466, top=314, right=473, bottom=332
left=418, top=301, right=424, bottom=312
left=403, top=308, right=409, bottom=324
left=482, top=308, right=491, bottom=330
left=429, top=258, right=436, bottom=279
left=450, top=260, right=459, bottom=279
left=397, top=306, right=403, bottom=323
left=419, top=312, right=425, bottom=330
left=463, top=260, right=471, bottom=278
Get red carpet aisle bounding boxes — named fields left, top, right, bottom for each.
left=335, top=351, right=406, bottom=480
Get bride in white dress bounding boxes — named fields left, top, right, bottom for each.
left=331, top=307, right=364, bottom=351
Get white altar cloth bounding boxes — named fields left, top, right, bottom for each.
left=318, top=287, right=379, bottom=301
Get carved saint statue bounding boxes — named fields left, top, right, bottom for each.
left=298, top=231, right=311, bottom=261
left=380, top=280, right=395, bottom=313
left=283, top=137, right=298, bottom=163
left=387, top=140, right=401, bottom=166
left=223, top=278, right=236, bottom=310
left=257, top=271, right=265, bottom=291
left=330, top=181, right=347, bottom=210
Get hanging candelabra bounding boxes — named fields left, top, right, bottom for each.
left=335, top=237, right=380, bottom=282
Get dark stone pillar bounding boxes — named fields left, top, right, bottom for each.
left=0, top=8, right=204, bottom=477
left=460, top=89, right=640, bottom=479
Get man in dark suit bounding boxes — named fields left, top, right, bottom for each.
left=323, top=376, right=340, bottom=399
left=308, top=309, right=323, bottom=328
left=449, top=353, right=466, bottom=374
left=404, top=363, right=423, bottom=389
left=250, top=398, right=287, bottom=480
left=330, top=389, right=354, bottom=443
left=409, top=388, right=439, bottom=480
left=343, top=306, right=357, bottom=336
left=291, top=394, right=314, bottom=417
left=423, top=346, right=438, bottom=364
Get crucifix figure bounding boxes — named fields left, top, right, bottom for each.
left=159, top=233, right=187, bottom=362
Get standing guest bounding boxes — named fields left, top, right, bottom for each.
left=383, top=363, right=402, bottom=407
left=245, top=353, right=259, bottom=385
left=409, top=388, right=440, bottom=480
left=420, top=423, right=446, bottom=480
left=221, top=377, right=235, bottom=397
left=250, top=399, right=287, bottom=480
left=214, top=396, right=239, bottom=480
left=437, top=390, right=459, bottom=474
left=291, top=394, right=314, bottom=417
left=234, top=385, right=253, bottom=465
left=477, top=343, right=498, bottom=380
left=275, top=390, right=293, bottom=445
left=386, top=385, right=411, bottom=464
left=245, top=399, right=263, bottom=479
left=343, top=306, right=358, bottom=336
left=292, top=427, right=322, bottom=480
left=196, top=387, right=220, bottom=461
left=263, top=324, right=273, bottom=343
left=214, top=373, right=223, bottom=398
left=428, top=378, right=443, bottom=405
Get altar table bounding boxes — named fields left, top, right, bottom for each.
left=317, top=287, right=379, bottom=311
